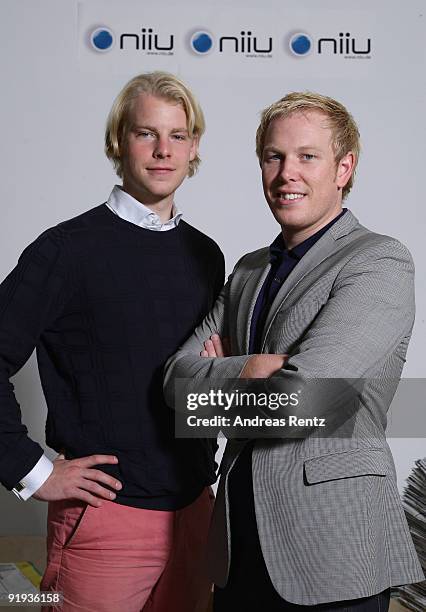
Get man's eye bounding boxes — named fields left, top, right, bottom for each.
left=172, top=134, right=186, bottom=141
left=265, top=154, right=281, bottom=161
left=136, top=131, right=154, bottom=138
left=301, top=153, right=315, bottom=160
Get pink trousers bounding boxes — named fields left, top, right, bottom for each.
left=41, top=488, right=214, bottom=612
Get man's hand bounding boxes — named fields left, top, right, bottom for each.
left=200, top=334, right=230, bottom=357
left=32, top=454, right=122, bottom=507
left=239, top=354, right=287, bottom=379
left=200, top=334, right=287, bottom=378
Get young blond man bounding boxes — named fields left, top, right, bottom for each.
left=165, top=92, right=424, bottom=611
left=0, top=72, right=223, bottom=611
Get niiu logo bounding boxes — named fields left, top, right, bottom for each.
left=289, top=33, right=312, bottom=56
left=88, top=25, right=174, bottom=54
left=87, top=24, right=371, bottom=60
left=189, top=29, right=272, bottom=56
left=119, top=27, right=174, bottom=52
left=90, top=27, right=115, bottom=52
left=190, top=31, right=214, bottom=55
left=318, top=32, right=371, bottom=56
left=288, top=31, right=371, bottom=58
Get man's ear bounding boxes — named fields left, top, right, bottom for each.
left=336, top=152, right=355, bottom=189
left=189, top=135, right=199, bottom=162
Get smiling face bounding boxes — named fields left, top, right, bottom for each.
left=261, top=110, right=354, bottom=248
left=121, top=93, right=198, bottom=209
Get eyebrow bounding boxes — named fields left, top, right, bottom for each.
left=263, top=145, right=323, bottom=154
left=297, top=145, right=322, bottom=152
left=132, top=124, right=189, bottom=134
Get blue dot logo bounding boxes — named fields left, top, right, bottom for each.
left=289, top=32, right=312, bottom=56
left=190, top=31, right=214, bottom=55
left=90, top=27, right=115, bottom=52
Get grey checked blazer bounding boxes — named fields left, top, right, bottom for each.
left=164, top=210, right=424, bottom=605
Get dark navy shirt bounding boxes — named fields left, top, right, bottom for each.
left=249, top=209, right=347, bottom=353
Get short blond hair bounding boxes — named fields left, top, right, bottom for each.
left=256, top=92, right=360, bottom=199
left=105, top=71, right=205, bottom=178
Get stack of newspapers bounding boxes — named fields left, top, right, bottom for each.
left=396, top=458, right=426, bottom=611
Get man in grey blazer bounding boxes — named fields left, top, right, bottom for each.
left=164, top=92, right=424, bottom=610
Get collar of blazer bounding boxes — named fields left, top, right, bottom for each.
left=238, top=209, right=363, bottom=353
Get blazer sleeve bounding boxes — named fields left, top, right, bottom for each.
left=261, top=237, right=415, bottom=423
left=284, top=237, right=415, bottom=378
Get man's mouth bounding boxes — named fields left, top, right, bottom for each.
left=147, top=167, right=174, bottom=173
left=276, top=192, right=306, bottom=202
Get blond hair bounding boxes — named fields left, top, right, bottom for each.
left=105, top=71, right=205, bottom=178
left=256, top=92, right=360, bottom=199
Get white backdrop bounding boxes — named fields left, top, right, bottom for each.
left=1, top=0, right=425, bottom=535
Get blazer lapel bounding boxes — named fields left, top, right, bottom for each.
left=261, top=210, right=360, bottom=350
left=236, top=250, right=270, bottom=354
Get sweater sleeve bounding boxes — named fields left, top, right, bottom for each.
left=212, top=247, right=225, bottom=307
left=0, top=226, right=74, bottom=489
left=163, top=256, right=251, bottom=411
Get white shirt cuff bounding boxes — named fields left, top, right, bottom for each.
left=12, top=454, right=54, bottom=500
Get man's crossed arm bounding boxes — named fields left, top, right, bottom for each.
left=201, top=334, right=287, bottom=379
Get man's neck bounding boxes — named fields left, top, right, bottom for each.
left=120, top=185, right=174, bottom=223
left=282, top=207, right=343, bottom=250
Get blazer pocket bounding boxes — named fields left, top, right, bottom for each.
left=304, top=448, right=389, bottom=484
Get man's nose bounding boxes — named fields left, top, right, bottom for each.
left=153, top=136, right=170, bottom=158
left=279, top=157, right=298, bottom=182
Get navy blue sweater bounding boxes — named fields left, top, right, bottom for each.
left=0, top=204, right=224, bottom=509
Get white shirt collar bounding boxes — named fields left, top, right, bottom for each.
left=105, top=185, right=183, bottom=231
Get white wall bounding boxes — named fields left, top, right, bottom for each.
left=1, top=0, right=425, bottom=535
